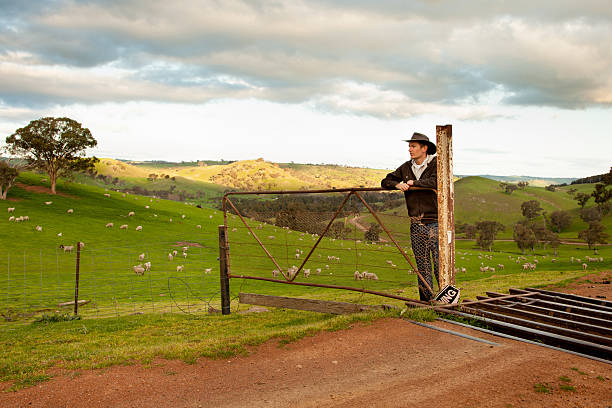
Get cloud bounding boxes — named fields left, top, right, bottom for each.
left=1, top=0, right=612, bottom=117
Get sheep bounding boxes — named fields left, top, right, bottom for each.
left=354, top=270, right=363, bottom=280
left=78, top=242, right=84, bottom=249
left=57, top=232, right=62, bottom=237
left=209, top=215, right=213, bottom=219
left=181, top=214, right=186, bottom=219
left=7, top=207, right=15, bottom=213
left=23, top=216, right=29, bottom=221
left=489, top=267, right=496, bottom=272
left=45, top=201, right=52, bottom=205
left=67, top=209, right=73, bottom=214
left=272, top=269, right=280, bottom=277
left=133, top=265, right=145, bottom=275
left=172, top=250, right=178, bottom=256
left=35, top=225, right=42, bottom=231
left=551, top=258, right=557, bottom=263
left=182, top=246, right=189, bottom=251
left=8, top=216, right=14, bottom=221
left=128, top=211, right=135, bottom=216
left=182, top=252, right=187, bottom=259
left=303, top=269, right=311, bottom=278
left=460, top=267, right=466, bottom=273
left=106, top=222, right=114, bottom=228
left=153, top=214, right=158, bottom=217
left=497, top=264, right=505, bottom=270
left=287, top=266, right=298, bottom=279
left=169, top=218, right=173, bottom=222
left=295, top=253, right=300, bottom=259
left=138, top=253, right=146, bottom=261
left=168, top=253, right=173, bottom=261
left=362, top=272, right=379, bottom=280
left=145, top=205, right=150, bottom=209
left=268, top=235, right=276, bottom=239
left=135, top=225, right=142, bottom=231
left=120, top=224, right=128, bottom=229
left=103, top=193, right=111, bottom=198
left=176, top=265, right=184, bottom=272
left=143, top=262, right=151, bottom=271
left=59, top=244, right=74, bottom=253
left=204, top=268, right=212, bottom=274
left=196, top=225, right=201, bottom=229
left=582, top=263, right=588, bottom=270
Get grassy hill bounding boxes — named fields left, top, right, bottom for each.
left=454, top=176, right=611, bottom=239
left=111, top=158, right=389, bottom=191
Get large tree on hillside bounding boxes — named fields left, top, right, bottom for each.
left=520, top=200, right=543, bottom=220
left=0, top=161, right=19, bottom=200
left=578, top=222, right=609, bottom=251
left=475, top=220, right=505, bottom=251
left=548, top=210, right=572, bottom=232
left=5, top=117, right=98, bottom=194
left=513, top=221, right=536, bottom=254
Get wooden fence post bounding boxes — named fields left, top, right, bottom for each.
left=219, top=225, right=231, bottom=315
left=74, top=242, right=81, bottom=315
left=436, top=125, right=455, bottom=288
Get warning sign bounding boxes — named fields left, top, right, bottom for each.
left=435, top=285, right=460, bottom=304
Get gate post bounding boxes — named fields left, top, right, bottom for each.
left=436, top=125, right=455, bottom=288
left=74, top=241, right=81, bottom=316
left=218, top=225, right=231, bottom=315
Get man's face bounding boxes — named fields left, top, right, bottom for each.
left=409, top=142, right=427, bottom=160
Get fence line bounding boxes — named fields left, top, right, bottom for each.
left=0, top=235, right=222, bottom=324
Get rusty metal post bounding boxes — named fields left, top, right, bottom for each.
left=74, top=242, right=81, bottom=315
left=219, top=225, right=231, bottom=315
left=436, top=125, right=455, bottom=288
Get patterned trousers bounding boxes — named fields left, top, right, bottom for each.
left=410, top=222, right=439, bottom=301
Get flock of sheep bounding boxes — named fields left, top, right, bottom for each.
left=7, top=190, right=216, bottom=278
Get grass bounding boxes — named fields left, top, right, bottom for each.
left=559, top=384, right=576, bottom=392
left=0, top=307, right=395, bottom=391
left=533, top=382, right=552, bottom=394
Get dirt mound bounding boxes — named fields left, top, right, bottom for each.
left=15, top=183, right=77, bottom=198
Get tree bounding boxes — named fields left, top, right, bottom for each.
left=475, top=221, right=505, bottom=251
left=499, top=182, right=517, bottom=194
left=580, top=206, right=602, bottom=223
left=5, top=117, right=98, bottom=194
left=578, top=222, right=609, bottom=250
left=513, top=222, right=536, bottom=254
left=464, top=224, right=477, bottom=239
left=547, top=232, right=561, bottom=256
left=548, top=210, right=572, bottom=232
left=364, top=224, right=381, bottom=243
left=520, top=200, right=543, bottom=220
left=0, top=161, right=19, bottom=200
left=574, top=192, right=591, bottom=208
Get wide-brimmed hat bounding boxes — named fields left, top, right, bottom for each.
left=403, top=132, right=436, bottom=155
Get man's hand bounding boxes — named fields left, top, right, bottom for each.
left=395, top=181, right=412, bottom=191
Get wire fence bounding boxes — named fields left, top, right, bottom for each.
left=0, top=234, right=223, bottom=324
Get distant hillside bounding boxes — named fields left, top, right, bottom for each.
left=457, top=174, right=576, bottom=187
left=112, top=158, right=389, bottom=191
left=454, top=176, right=610, bottom=239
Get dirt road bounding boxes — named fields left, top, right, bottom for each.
left=2, top=319, right=611, bottom=407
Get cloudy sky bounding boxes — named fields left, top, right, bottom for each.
left=1, top=0, right=611, bottom=177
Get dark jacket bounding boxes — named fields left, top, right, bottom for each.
left=380, top=156, right=438, bottom=223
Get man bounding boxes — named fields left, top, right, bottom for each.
left=381, top=132, right=439, bottom=301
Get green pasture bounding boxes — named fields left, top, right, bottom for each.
left=1, top=172, right=610, bottom=323
left=1, top=173, right=610, bottom=391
